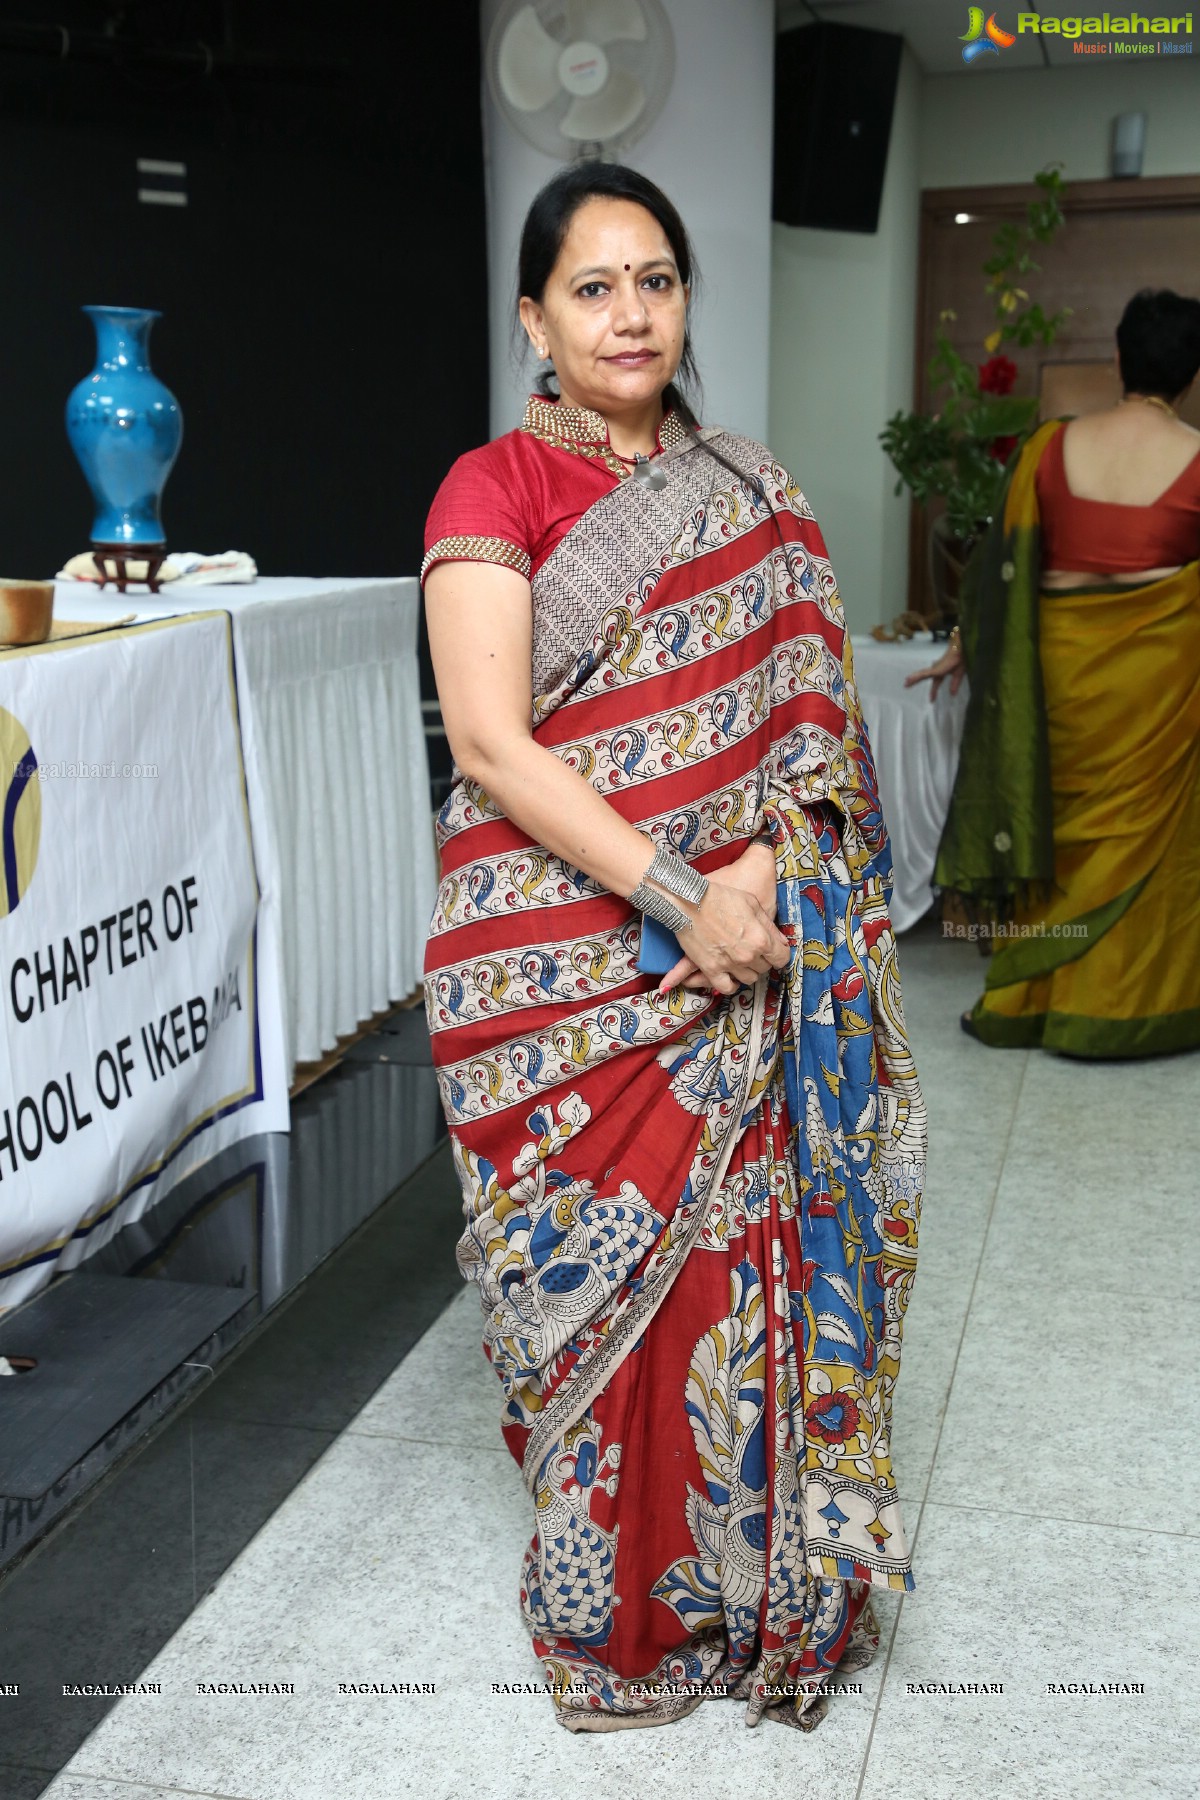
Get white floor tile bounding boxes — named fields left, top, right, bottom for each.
left=927, top=1270, right=1200, bottom=1536
left=906, top=1135, right=1003, bottom=1289
left=861, top=1500, right=1199, bottom=1800
left=349, top=1286, right=504, bottom=1450
left=977, top=1054, right=1200, bottom=1306
left=44, top=1779, right=249, bottom=1800
left=890, top=1273, right=972, bottom=1505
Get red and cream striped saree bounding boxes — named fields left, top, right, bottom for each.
left=423, top=429, right=925, bottom=1731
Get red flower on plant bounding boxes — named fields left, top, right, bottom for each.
left=978, top=354, right=1018, bottom=395
left=806, top=1390, right=861, bottom=1445
left=988, top=434, right=1019, bottom=464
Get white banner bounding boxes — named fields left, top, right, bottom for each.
left=0, top=611, right=288, bottom=1309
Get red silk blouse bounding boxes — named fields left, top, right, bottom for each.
left=421, top=394, right=689, bottom=586
left=1036, top=422, right=1200, bottom=574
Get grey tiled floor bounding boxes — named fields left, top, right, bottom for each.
left=32, top=928, right=1200, bottom=1800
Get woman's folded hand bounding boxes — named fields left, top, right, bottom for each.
left=657, top=840, right=789, bottom=996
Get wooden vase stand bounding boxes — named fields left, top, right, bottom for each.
left=91, top=542, right=168, bottom=594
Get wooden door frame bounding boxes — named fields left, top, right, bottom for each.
left=906, top=172, right=1200, bottom=616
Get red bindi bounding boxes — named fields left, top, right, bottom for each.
left=624, top=263, right=630, bottom=271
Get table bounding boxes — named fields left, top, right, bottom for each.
left=53, top=577, right=437, bottom=1075
left=0, top=610, right=289, bottom=1310
left=851, top=634, right=969, bottom=932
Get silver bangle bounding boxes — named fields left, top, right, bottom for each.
left=641, top=843, right=709, bottom=907
left=629, top=881, right=692, bottom=936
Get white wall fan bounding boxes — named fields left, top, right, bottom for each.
left=487, top=0, right=675, bottom=161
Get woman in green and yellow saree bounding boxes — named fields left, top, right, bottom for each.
left=921, top=289, right=1200, bottom=1057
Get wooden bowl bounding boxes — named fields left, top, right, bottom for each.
left=0, top=579, right=54, bottom=645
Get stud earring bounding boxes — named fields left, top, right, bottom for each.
left=539, top=345, right=549, bottom=359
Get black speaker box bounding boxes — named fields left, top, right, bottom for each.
left=773, top=22, right=903, bottom=235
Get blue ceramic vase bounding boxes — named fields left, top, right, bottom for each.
left=65, top=306, right=183, bottom=546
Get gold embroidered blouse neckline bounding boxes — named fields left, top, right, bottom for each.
left=521, top=394, right=689, bottom=478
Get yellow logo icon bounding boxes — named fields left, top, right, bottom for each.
left=0, top=706, right=42, bottom=916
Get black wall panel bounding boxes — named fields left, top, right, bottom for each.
left=773, top=22, right=902, bottom=235
left=0, top=2, right=489, bottom=586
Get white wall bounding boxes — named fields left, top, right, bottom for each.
left=920, top=61, right=1200, bottom=187
left=480, top=0, right=776, bottom=441
left=482, top=12, right=1198, bottom=626
left=768, top=45, right=922, bottom=637
left=767, top=53, right=1200, bottom=630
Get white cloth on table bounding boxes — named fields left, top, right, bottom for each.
left=52, top=576, right=437, bottom=1075
left=56, top=549, right=258, bottom=584
left=851, top=634, right=969, bottom=933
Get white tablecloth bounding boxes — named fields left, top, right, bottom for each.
left=851, top=635, right=969, bottom=933
left=53, top=576, right=437, bottom=1074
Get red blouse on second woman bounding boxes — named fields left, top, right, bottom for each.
left=1037, top=421, right=1200, bottom=574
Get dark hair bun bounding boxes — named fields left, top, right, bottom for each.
left=1116, top=288, right=1200, bottom=400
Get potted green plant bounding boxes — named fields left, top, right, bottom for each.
left=880, top=166, right=1071, bottom=627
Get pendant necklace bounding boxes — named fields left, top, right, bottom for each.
left=632, top=453, right=668, bottom=490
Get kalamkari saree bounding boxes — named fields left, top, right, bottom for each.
left=423, top=428, right=926, bottom=1730
left=938, top=420, right=1200, bottom=1057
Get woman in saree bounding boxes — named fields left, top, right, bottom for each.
left=911, top=288, right=1200, bottom=1058
left=421, top=162, right=925, bottom=1733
